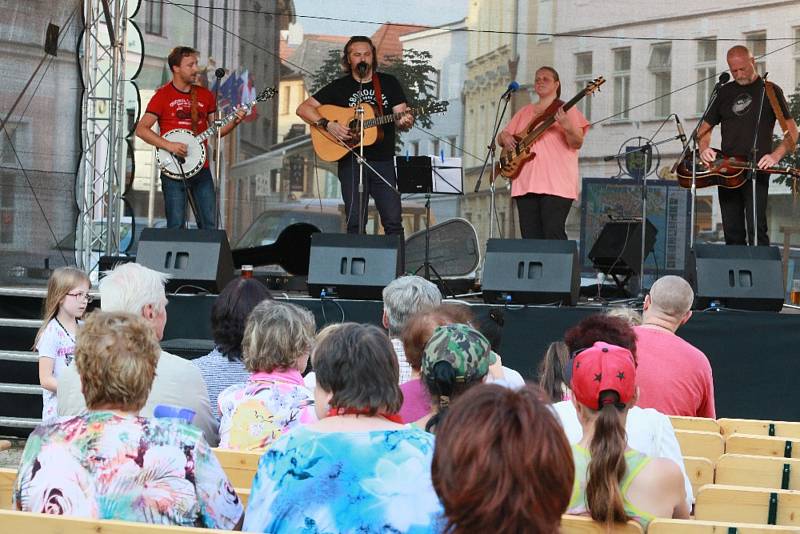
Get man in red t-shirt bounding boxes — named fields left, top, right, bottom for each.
left=634, top=275, right=716, bottom=418
left=135, top=46, right=244, bottom=229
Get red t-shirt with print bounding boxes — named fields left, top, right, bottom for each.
left=145, top=83, right=216, bottom=167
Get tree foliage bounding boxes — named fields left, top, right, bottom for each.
left=310, top=48, right=441, bottom=147
left=772, top=87, right=800, bottom=187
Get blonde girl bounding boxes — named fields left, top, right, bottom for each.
left=33, top=267, right=91, bottom=422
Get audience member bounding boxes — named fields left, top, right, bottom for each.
left=433, top=384, right=573, bottom=534
left=382, top=275, right=442, bottom=383
left=57, top=263, right=218, bottom=445
left=605, top=306, right=643, bottom=326
left=554, top=314, right=693, bottom=507
left=217, top=300, right=316, bottom=450
left=243, top=323, right=442, bottom=533
left=537, top=341, right=571, bottom=402
left=567, top=341, right=689, bottom=529
left=192, top=277, right=271, bottom=418
left=34, top=267, right=91, bottom=423
left=635, top=275, right=715, bottom=417
left=418, top=323, right=500, bottom=432
left=15, top=312, right=243, bottom=529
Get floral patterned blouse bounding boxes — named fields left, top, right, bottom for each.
left=243, top=426, right=443, bottom=533
left=13, top=411, right=243, bottom=529
left=217, top=369, right=316, bottom=451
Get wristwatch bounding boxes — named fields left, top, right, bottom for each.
left=316, top=118, right=329, bottom=130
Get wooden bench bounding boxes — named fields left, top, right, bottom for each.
left=670, top=416, right=721, bottom=434
left=675, top=430, right=725, bottom=464
left=649, top=518, right=800, bottom=533
left=719, top=418, right=800, bottom=439
left=716, top=454, right=800, bottom=491
left=0, top=509, right=235, bottom=532
left=683, top=456, right=715, bottom=497
left=560, top=514, right=643, bottom=533
left=725, top=434, right=800, bottom=459
left=695, top=484, right=800, bottom=526
left=0, top=467, right=14, bottom=510
left=211, top=447, right=262, bottom=489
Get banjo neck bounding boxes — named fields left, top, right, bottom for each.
left=196, top=100, right=256, bottom=143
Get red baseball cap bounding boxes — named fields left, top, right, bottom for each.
left=571, top=341, right=636, bottom=410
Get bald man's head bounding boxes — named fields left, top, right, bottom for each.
left=648, top=275, right=694, bottom=319
left=727, top=45, right=758, bottom=85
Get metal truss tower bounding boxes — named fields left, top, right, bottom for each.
left=77, top=0, right=129, bottom=274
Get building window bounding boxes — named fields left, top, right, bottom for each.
left=537, top=0, right=553, bottom=43
left=280, top=85, right=290, bottom=115
left=432, top=69, right=441, bottom=100
left=208, top=0, right=215, bottom=57
left=575, top=52, right=593, bottom=120
left=432, top=139, right=440, bottom=158
left=648, top=43, right=671, bottom=118
left=696, top=38, right=717, bottom=113
left=613, top=48, right=631, bottom=119
left=0, top=180, right=13, bottom=244
left=448, top=136, right=458, bottom=157
left=145, top=0, right=163, bottom=35
left=794, top=27, right=800, bottom=91
left=411, top=141, right=419, bottom=156
left=746, top=31, right=767, bottom=75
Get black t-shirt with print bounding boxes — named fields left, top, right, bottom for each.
left=706, top=76, right=790, bottom=160
left=313, top=72, right=408, bottom=161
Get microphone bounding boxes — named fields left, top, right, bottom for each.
left=674, top=115, right=687, bottom=146
left=717, top=72, right=730, bottom=86
left=356, top=62, right=368, bottom=76
left=214, top=68, right=225, bottom=79
left=501, top=81, right=519, bottom=100
left=175, top=155, right=185, bottom=165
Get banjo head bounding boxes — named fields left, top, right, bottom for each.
left=156, top=129, right=207, bottom=179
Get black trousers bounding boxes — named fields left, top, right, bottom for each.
left=718, top=177, right=769, bottom=246
left=338, top=155, right=403, bottom=236
left=515, top=193, right=573, bottom=240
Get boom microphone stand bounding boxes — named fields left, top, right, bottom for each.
left=745, top=73, right=769, bottom=247
left=213, top=67, right=225, bottom=229
left=356, top=62, right=368, bottom=235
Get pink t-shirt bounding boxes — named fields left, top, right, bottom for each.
left=503, top=103, right=590, bottom=200
left=399, top=378, right=431, bottom=424
left=633, top=326, right=716, bottom=418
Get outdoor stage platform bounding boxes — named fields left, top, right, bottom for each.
left=1, top=287, right=800, bottom=430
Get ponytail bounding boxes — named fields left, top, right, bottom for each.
left=537, top=341, right=569, bottom=402
left=424, top=360, right=457, bottom=433
left=585, top=393, right=629, bottom=527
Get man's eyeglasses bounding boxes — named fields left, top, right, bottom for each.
left=67, top=292, right=94, bottom=303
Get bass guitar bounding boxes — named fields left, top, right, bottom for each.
left=495, top=77, right=605, bottom=180
left=310, top=101, right=449, bottom=162
left=156, top=87, right=277, bottom=180
left=675, top=150, right=800, bottom=189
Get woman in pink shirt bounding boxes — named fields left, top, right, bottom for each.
left=497, top=67, right=590, bottom=240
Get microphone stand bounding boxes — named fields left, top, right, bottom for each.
left=213, top=68, right=225, bottom=229
left=355, top=63, right=368, bottom=234
left=746, top=73, right=769, bottom=247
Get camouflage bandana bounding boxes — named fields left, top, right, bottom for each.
left=421, top=324, right=495, bottom=383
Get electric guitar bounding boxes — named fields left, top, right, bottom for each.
left=494, top=77, right=605, bottom=180
left=675, top=150, right=800, bottom=189
left=156, top=87, right=277, bottom=180
left=310, top=101, right=449, bottom=162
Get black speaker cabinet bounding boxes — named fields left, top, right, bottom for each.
left=481, top=239, right=580, bottom=305
left=136, top=228, right=234, bottom=293
left=307, top=233, right=401, bottom=300
left=589, top=219, right=657, bottom=275
left=688, top=244, right=784, bottom=312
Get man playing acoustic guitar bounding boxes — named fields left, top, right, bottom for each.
left=136, top=46, right=245, bottom=229
left=698, top=45, right=797, bottom=246
left=297, top=36, right=413, bottom=236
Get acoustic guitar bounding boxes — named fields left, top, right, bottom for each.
left=495, top=77, right=605, bottom=180
left=310, top=101, right=449, bottom=162
left=675, top=150, right=800, bottom=189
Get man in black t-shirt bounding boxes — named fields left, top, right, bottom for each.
left=698, top=45, right=797, bottom=246
left=297, top=36, right=413, bottom=236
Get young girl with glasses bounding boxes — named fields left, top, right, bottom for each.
left=33, top=267, right=91, bottom=422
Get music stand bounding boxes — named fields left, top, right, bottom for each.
left=396, top=156, right=463, bottom=292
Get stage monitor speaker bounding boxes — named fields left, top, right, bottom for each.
left=481, top=239, right=580, bottom=305
left=589, top=219, right=657, bottom=275
left=688, top=244, right=784, bottom=312
left=136, top=228, right=234, bottom=293
left=307, top=233, right=401, bottom=300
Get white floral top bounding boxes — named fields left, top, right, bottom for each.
left=36, top=319, right=76, bottom=422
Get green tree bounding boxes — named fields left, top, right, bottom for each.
left=772, top=88, right=800, bottom=187
left=310, top=48, right=441, bottom=147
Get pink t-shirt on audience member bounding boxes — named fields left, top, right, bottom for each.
left=399, top=378, right=431, bottom=424
left=633, top=326, right=716, bottom=418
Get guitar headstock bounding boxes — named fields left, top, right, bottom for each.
left=257, top=87, right=278, bottom=102
left=424, top=100, right=449, bottom=114
left=585, top=77, right=606, bottom=96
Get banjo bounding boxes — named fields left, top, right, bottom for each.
left=156, top=87, right=277, bottom=180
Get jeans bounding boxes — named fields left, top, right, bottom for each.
left=515, top=193, right=573, bottom=240
left=161, top=167, right=217, bottom=229
left=718, top=176, right=769, bottom=246
left=338, top=155, right=403, bottom=236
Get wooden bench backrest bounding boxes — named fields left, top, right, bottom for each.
left=211, top=447, right=262, bottom=489
left=0, top=509, right=233, bottom=533
left=716, top=454, right=800, bottom=491
left=0, top=467, right=15, bottom=510
left=719, top=419, right=800, bottom=439
left=682, top=456, right=715, bottom=497
left=560, top=514, right=643, bottom=533
left=725, top=434, right=800, bottom=459
left=649, top=518, right=800, bottom=533
left=675, top=430, right=725, bottom=463
left=695, top=484, right=800, bottom=526
left=670, top=416, right=721, bottom=434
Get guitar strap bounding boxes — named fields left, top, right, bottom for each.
left=765, top=81, right=797, bottom=154
left=371, top=72, right=384, bottom=115
left=190, top=85, right=200, bottom=135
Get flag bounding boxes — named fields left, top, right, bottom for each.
left=240, top=69, right=258, bottom=123
left=219, top=71, right=243, bottom=112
